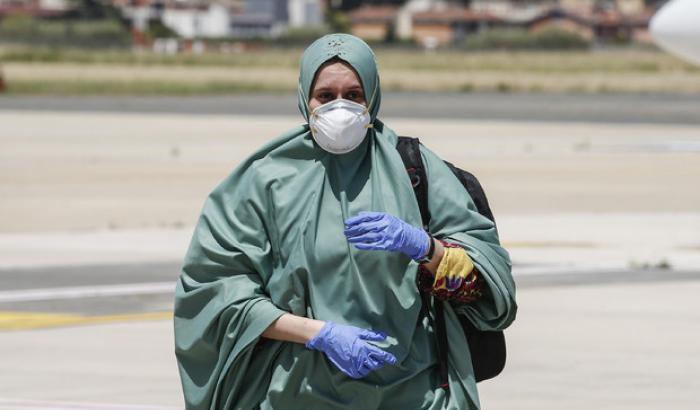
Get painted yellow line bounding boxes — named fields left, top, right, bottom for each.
left=0, top=311, right=173, bottom=331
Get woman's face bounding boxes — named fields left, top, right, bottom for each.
left=308, top=60, right=366, bottom=112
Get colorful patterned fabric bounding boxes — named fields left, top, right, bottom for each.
left=417, top=240, right=484, bottom=304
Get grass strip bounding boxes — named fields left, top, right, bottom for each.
left=7, top=77, right=700, bottom=95
left=2, top=47, right=698, bottom=73
left=4, top=79, right=294, bottom=95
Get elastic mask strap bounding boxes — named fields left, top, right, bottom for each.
left=299, top=82, right=312, bottom=120
left=365, top=77, right=379, bottom=117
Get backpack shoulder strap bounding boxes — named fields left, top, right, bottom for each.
left=396, top=136, right=448, bottom=388
left=396, top=136, right=431, bottom=230
left=444, top=161, right=497, bottom=225
left=396, top=136, right=506, bottom=385
left=397, top=138, right=495, bottom=227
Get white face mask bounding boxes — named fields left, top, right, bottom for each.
left=309, top=99, right=372, bottom=155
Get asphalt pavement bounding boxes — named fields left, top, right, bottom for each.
left=3, top=92, right=700, bottom=124
left=1, top=92, right=699, bottom=409
left=1, top=261, right=698, bottom=317
left=2, top=277, right=699, bottom=409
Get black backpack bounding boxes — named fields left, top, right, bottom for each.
left=396, top=136, right=507, bottom=388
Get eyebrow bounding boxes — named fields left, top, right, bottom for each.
left=313, top=85, right=363, bottom=93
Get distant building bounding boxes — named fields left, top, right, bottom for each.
left=38, top=0, right=68, bottom=11
left=114, top=0, right=324, bottom=41
left=617, top=0, right=646, bottom=14
left=412, top=6, right=500, bottom=46
left=230, top=0, right=323, bottom=38
left=590, top=5, right=653, bottom=42
left=558, top=0, right=641, bottom=12
left=559, top=0, right=596, bottom=11
left=349, top=0, right=657, bottom=46
left=526, top=3, right=654, bottom=43
left=348, top=0, right=501, bottom=46
left=287, top=0, right=323, bottom=28
left=230, top=0, right=287, bottom=38
left=161, top=3, right=231, bottom=39
left=471, top=0, right=557, bottom=15
left=348, top=5, right=398, bottom=41
left=395, top=0, right=445, bottom=41
left=0, top=0, right=72, bottom=18
left=528, top=7, right=595, bottom=40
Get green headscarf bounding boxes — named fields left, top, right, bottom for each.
left=174, top=34, right=516, bottom=410
left=297, top=33, right=381, bottom=121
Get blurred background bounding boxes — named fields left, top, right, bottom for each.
left=1, top=0, right=699, bottom=409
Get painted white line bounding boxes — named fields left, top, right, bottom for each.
left=0, top=282, right=175, bottom=303
left=0, top=398, right=179, bottom=410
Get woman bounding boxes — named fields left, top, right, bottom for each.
left=174, top=34, right=516, bottom=410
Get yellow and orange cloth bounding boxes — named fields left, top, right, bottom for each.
left=417, top=240, right=483, bottom=303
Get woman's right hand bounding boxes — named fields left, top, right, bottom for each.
left=305, top=321, right=397, bottom=379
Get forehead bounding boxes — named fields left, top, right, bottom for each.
left=312, top=61, right=363, bottom=89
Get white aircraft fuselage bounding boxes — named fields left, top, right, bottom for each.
left=650, top=0, right=700, bottom=65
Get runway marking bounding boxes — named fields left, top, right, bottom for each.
left=0, top=282, right=174, bottom=302
left=0, top=311, right=173, bottom=331
left=0, top=397, right=179, bottom=410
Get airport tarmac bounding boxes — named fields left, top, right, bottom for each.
left=1, top=95, right=699, bottom=409
left=1, top=278, right=699, bottom=410
left=2, top=92, right=700, bottom=125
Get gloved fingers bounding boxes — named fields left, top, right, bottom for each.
left=343, top=220, right=387, bottom=236
left=378, top=349, right=398, bottom=366
left=346, top=232, right=384, bottom=244
left=358, top=329, right=387, bottom=341
left=344, top=222, right=386, bottom=239
left=327, top=352, right=366, bottom=379
left=343, top=365, right=365, bottom=379
left=356, top=359, right=375, bottom=378
left=364, top=355, right=383, bottom=372
left=321, top=339, right=397, bottom=379
left=357, top=211, right=387, bottom=220
left=344, top=211, right=385, bottom=227
left=376, top=237, right=399, bottom=251
left=366, top=345, right=398, bottom=367
left=353, top=241, right=389, bottom=251
left=354, top=349, right=386, bottom=377
left=345, top=223, right=385, bottom=238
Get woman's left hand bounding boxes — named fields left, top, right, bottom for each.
left=344, top=211, right=429, bottom=260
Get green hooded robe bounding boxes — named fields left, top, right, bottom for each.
left=174, top=34, right=517, bottom=410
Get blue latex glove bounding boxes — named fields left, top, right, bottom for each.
left=344, top=211, right=430, bottom=260
left=305, top=321, right=397, bottom=379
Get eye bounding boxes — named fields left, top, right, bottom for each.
left=317, top=92, right=333, bottom=101
left=346, top=91, right=363, bottom=101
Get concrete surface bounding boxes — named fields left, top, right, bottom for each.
left=1, top=279, right=699, bottom=409
left=1, top=97, right=699, bottom=409
left=2, top=211, right=699, bottom=273
left=2, top=93, right=700, bottom=125
left=0, top=320, right=183, bottom=409
left=478, top=280, right=700, bottom=410
left=2, top=110, right=699, bottom=232
left=1, top=110, right=698, bottom=271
